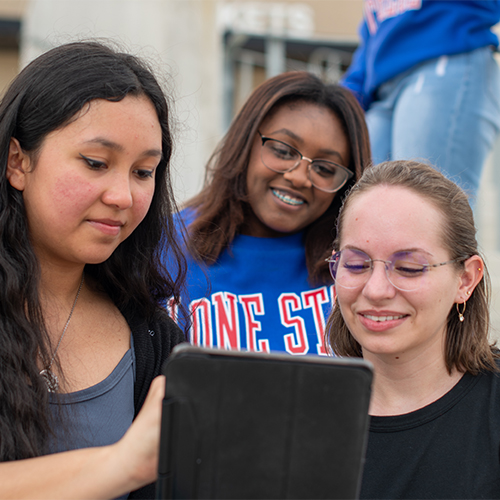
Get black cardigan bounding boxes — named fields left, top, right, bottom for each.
left=125, top=308, right=185, bottom=499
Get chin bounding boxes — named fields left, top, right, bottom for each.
left=82, top=250, right=117, bottom=265
left=274, top=225, right=304, bottom=235
left=362, top=341, right=408, bottom=359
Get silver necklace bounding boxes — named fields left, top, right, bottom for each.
left=40, top=275, right=84, bottom=393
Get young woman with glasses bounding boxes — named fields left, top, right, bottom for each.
left=327, top=160, right=499, bottom=499
left=170, top=71, right=370, bottom=355
left=0, top=42, right=186, bottom=498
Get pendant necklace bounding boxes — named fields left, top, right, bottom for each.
left=39, top=275, right=84, bottom=393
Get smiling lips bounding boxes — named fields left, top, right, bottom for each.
left=87, top=218, right=124, bottom=236
left=359, top=312, right=408, bottom=332
left=363, top=314, right=406, bottom=322
left=271, top=188, right=305, bottom=206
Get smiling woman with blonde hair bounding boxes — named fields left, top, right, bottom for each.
left=326, top=160, right=500, bottom=499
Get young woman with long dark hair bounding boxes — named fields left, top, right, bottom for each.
left=170, top=72, right=371, bottom=355
left=0, top=41, right=186, bottom=499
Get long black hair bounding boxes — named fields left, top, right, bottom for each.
left=0, top=41, right=186, bottom=460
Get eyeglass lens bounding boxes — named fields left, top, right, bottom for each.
left=261, top=138, right=351, bottom=193
left=330, top=249, right=432, bottom=291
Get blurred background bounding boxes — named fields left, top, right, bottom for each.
left=2, top=0, right=500, bottom=337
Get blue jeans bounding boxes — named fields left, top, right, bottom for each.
left=366, top=46, right=500, bottom=203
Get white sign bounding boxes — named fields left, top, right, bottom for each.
left=217, top=2, right=315, bottom=37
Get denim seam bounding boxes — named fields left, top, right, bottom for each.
left=443, top=51, right=472, bottom=180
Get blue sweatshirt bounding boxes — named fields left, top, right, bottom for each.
left=342, top=0, right=500, bottom=109
left=165, top=209, right=334, bottom=356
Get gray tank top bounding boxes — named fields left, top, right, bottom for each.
left=48, top=338, right=135, bottom=454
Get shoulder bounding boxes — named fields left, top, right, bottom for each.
left=149, top=308, right=185, bottom=345
left=122, top=307, right=185, bottom=366
left=126, top=306, right=186, bottom=414
left=171, top=208, right=197, bottom=255
left=176, top=207, right=197, bottom=228
left=130, top=307, right=185, bottom=349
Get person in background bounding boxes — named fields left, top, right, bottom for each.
left=168, top=71, right=370, bottom=355
left=342, top=0, right=500, bottom=201
left=327, top=160, right=499, bottom=499
left=0, top=41, right=186, bottom=499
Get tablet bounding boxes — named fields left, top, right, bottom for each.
left=157, top=344, right=372, bottom=499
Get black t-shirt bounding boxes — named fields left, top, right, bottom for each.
left=361, top=368, right=500, bottom=499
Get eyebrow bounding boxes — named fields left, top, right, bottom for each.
left=83, top=137, right=163, bottom=159
left=266, top=128, right=346, bottom=163
left=342, top=245, right=434, bottom=257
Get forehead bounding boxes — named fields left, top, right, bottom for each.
left=340, top=185, right=447, bottom=255
left=43, top=95, right=162, bottom=149
left=262, top=100, right=338, bottom=128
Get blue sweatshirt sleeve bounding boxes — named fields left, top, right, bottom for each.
left=340, top=20, right=370, bottom=110
left=340, top=0, right=500, bottom=112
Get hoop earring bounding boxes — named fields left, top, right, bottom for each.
left=456, top=301, right=466, bottom=323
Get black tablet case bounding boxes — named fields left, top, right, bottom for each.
left=157, top=345, right=372, bottom=500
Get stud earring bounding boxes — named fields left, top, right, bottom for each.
left=456, top=301, right=466, bottom=322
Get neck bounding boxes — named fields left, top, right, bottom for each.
left=38, top=263, right=86, bottom=305
left=366, top=349, right=463, bottom=416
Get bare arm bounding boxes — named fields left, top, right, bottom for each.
left=0, top=375, right=165, bottom=500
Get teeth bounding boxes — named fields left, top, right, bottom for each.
left=272, top=189, right=304, bottom=206
left=364, top=314, right=405, bottom=322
